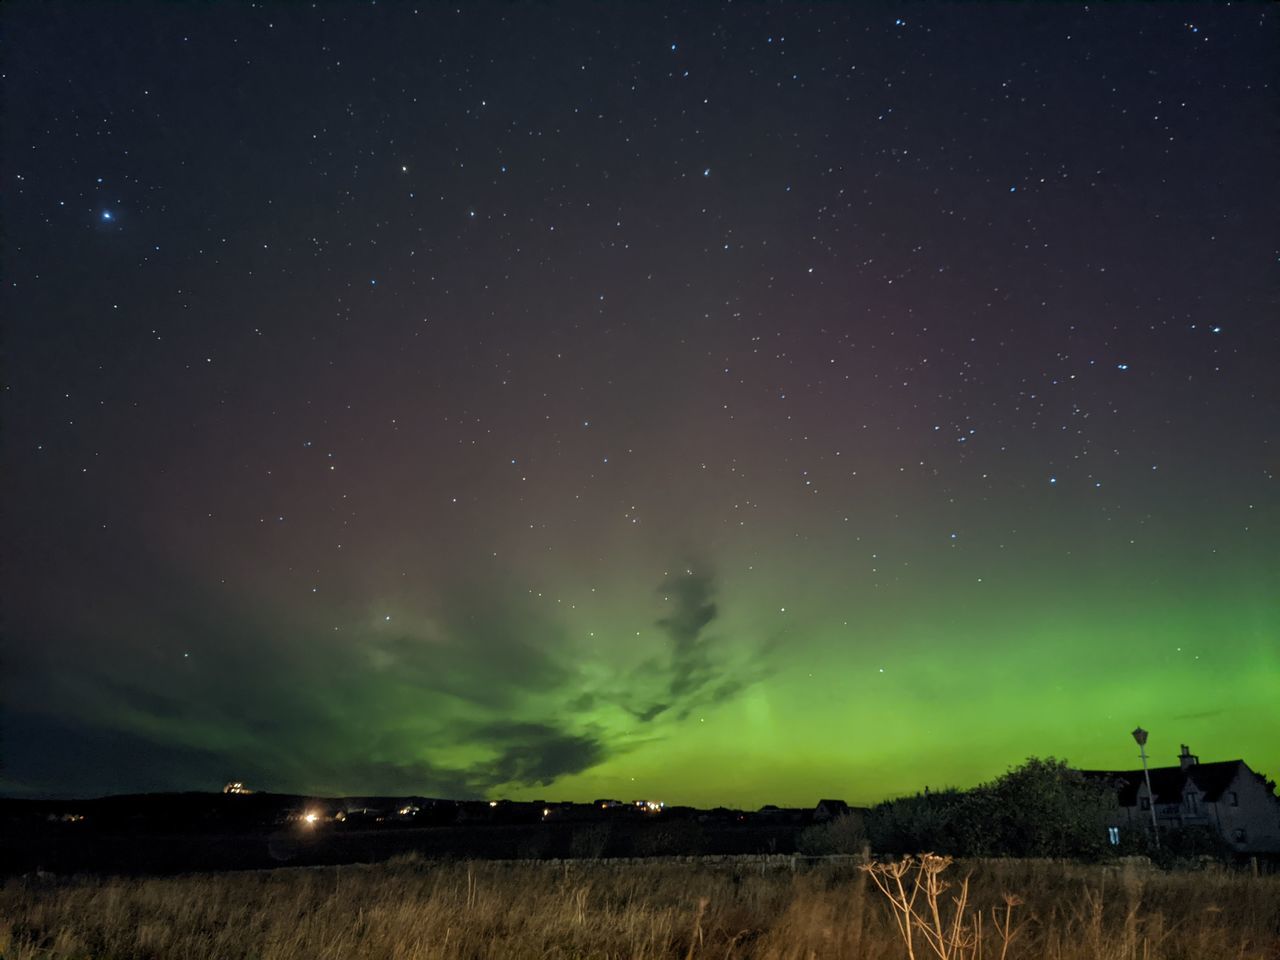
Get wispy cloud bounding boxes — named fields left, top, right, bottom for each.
left=3, top=563, right=773, bottom=797
left=622, top=568, right=773, bottom=725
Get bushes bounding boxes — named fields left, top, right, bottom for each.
left=796, top=813, right=867, bottom=856
left=1155, top=825, right=1235, bottom=865
left=632, top=821, right=708, bottom=857
left=965, top=757, right=1114, bottom=858
left=867, top=788, right=969, bottom=856
left=568, top=823, right=613, bottom=858
left=867, top=758, right=1116, bottom=859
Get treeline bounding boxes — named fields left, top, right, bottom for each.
left=799, top=758, right=1232, bottom=862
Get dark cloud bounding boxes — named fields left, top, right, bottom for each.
left=466, top=721, right=609, bottom=788
left=1171, top=710, right=1226, bottom=722
left=0, top=713, right=233, bottom=798
left=622, top=569, right=773, bottom=725
left=300, top=756, right=482, bottom=802
left=4, top=554, right=643, bottom=799
left=98, top=679, right=188, bottom=722
left=1, top=560, right=771, bottom=798
left=659, top=571, right=718, bottom=699
left=632, top=702, right=669, bottom=723
left=367, top=618, right=573, bottom=712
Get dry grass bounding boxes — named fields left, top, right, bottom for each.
left=1, top=856, right=1276, bottom=959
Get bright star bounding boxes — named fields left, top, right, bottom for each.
left=100, top=210, right=114, bottom=222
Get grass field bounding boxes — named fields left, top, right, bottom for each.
left=2, top=855, right=1277, bottom=959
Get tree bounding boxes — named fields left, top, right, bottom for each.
left=962, top=757, right=1113, bottom=859
left=866, top=758, right=1116, bottom=859
left=867, top=789, right=968, bottom=856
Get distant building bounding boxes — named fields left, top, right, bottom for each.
left=223, top=781, right=253, bottom=795
left=814, top=799, right=851, bottom=822
left=756, top=804, right=808, bottom=824
left=457, top=800, right=496, bottom=823
left=701, top=806, right=745, bottom=823
left=1085, top=745, right=1280, bottom=854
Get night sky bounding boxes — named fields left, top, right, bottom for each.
left=4, top=4, right=1277, bottom=806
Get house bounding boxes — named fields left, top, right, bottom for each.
left=814, top=799, right=851, bottom=822
left=699, top=806, right=744, bottom=823
left=1085, top=745, right=1280, bottom=854
left=755, top=804, right=808, bottom=824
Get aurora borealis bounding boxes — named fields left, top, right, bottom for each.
left=3, top=4, right=1277, bottom=806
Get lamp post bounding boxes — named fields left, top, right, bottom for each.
left=1132, top=726, right=1159, bottom=847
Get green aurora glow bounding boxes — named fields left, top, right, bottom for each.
left=4, top=4, right=1277, bottom=803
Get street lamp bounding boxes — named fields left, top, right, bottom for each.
left=1132, top=726, right=1159, bottom=847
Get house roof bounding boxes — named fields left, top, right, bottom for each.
left=1082, top=760, right=1247, bottom=805
left=1183, top=760, right=1248, bottom=802
left=816, top=799, right=849, bottom=809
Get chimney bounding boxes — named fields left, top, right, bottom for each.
left=1179, top=745, right=1199, bottom=770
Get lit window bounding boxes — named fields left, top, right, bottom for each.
left=1108, top=827, right=1120, bottom=846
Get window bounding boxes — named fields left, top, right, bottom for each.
left=1185, top=793, right=1198, bottom=813
left=1140, top=797, right=1150, bottom=811
left=1228, top=791, right=1239, bottom=807
left=1108, top=827, right=1120, bottom=846
left=1232, top=828, right=1247, bottom=843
